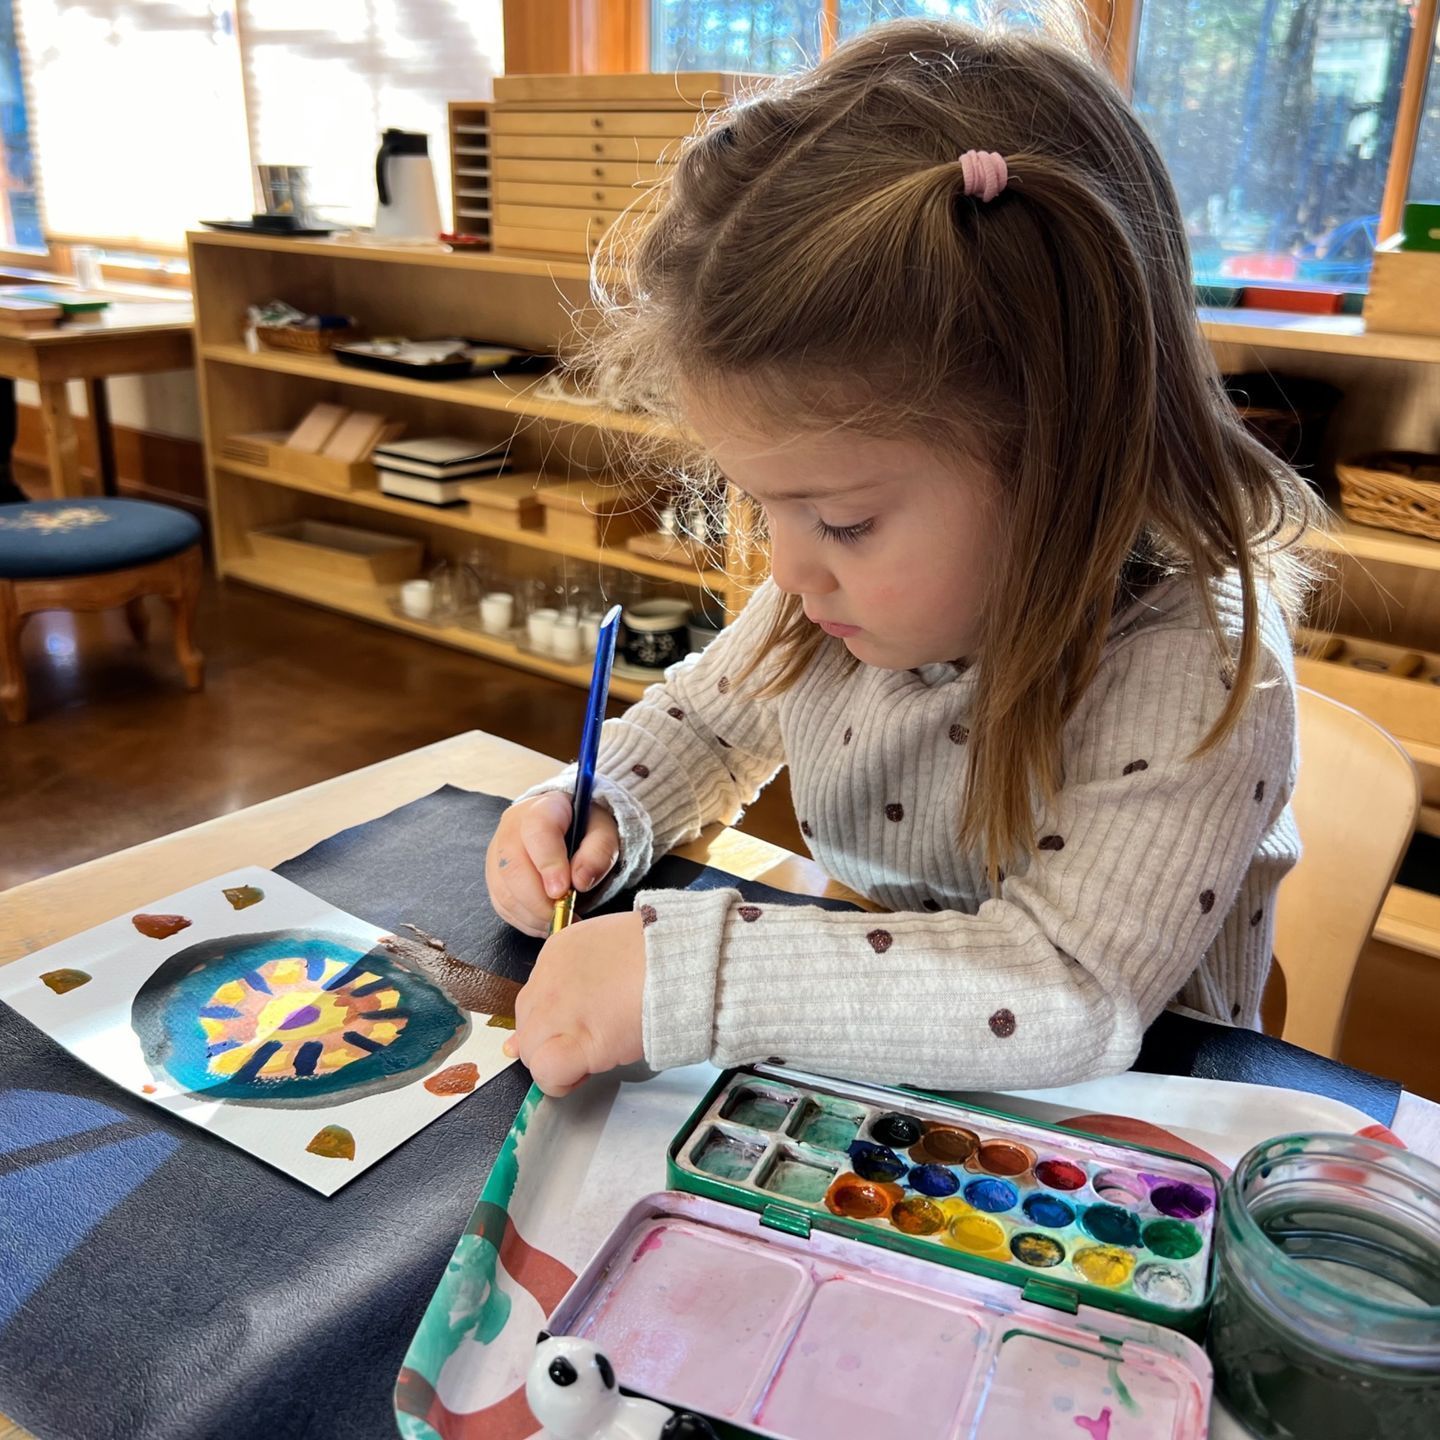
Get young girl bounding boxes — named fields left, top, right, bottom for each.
left=486, top=16, right=1317, bottom=1098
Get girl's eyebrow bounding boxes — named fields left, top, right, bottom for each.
left=740, top=477, right=890, bottom=504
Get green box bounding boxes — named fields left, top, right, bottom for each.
left=668, top=1064, right=1224, bottom=1338
left=1401, top=202, right=1440, bottom=253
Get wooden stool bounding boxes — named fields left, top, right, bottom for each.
left=0, top=498, right=205, bottom=723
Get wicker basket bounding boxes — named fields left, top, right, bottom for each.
left=1336, top=451, right=1440, bottom=541
left=255, top=322, right=359, bottom=355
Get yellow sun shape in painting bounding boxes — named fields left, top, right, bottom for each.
left=197, top=952, right=407, bottom=1083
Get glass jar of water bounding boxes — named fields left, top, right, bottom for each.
left=1209, top=1133, right=1440, bottom=1439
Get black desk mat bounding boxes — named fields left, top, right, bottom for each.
left=0, top=786, right=1402, bottom=1440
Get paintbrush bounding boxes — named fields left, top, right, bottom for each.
left=550, top=604, right=623, bottom=935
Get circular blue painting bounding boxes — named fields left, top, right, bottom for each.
left=131, top=930, right=470, bottom=1107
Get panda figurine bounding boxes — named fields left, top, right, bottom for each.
left=526, top=1334, right=716, bottom=1440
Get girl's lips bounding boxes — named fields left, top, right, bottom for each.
left=815, top=619, right=862, bottom=638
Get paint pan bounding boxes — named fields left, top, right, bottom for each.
left=670, top=1065, right=1223, bottom=1335
left=548, top=1190, right=1213, bottom=1440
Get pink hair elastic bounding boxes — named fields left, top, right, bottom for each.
left=958, top=150, right=1008, bottom=203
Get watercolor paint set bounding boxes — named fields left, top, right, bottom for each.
left=536, top=1067, right=1220, bottom=1439
left=668, top=1067, right=1222, bottom=1333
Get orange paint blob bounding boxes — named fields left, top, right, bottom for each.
left=423, top=1062, right=479, bottom=1096
left=40, top=968, right=91, bottom=994
left=824, top=1172, right=902, bottom=1220
left=131, top=913, right=192, bottom=940
left=305, top=1125, right=356, bottom=1161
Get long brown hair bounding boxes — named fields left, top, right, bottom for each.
left=582, top=13, right=1319, bottom=875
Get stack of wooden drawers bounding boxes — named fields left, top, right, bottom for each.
left=476, top=72, right=753, bottom=260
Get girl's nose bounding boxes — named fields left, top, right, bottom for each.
left=770, top=536, right=837, bottom=598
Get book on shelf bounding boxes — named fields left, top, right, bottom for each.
left=377, top=470, right=471, bottom=507
left=372, top=436, right=510, bottom=480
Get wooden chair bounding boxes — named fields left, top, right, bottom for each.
left=1272, top=685, right=1419, bottom=1057
left=0, top=498, right=204, bottom=723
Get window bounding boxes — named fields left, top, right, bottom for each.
left=1409, top=24, right=1440, bottom=204
left=8, top=0, right=500, bottom=250
left=650, top=0, right=1439, bottom=290
left=238, top=0, right=502, bottom=232
left=651, top=1, right=821, bottom=70
left=650, top=0, right=1002, bottom=71
left=1131, top=0, right=1416, bottom=288
left=0, top=0, right=43, bottom=247
left=836, top=1, right=986, bottom=38
left=16, top=1, right=253, bottom=249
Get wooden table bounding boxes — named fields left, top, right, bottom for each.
left=0, top=296, right=193, bottom=500
left=2, top=730, right=1436, bottom=1440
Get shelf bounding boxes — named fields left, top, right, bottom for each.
left=222, top=555, right=651, bottom=702
left=1307, top=513, right=1440, bottom=573
left=1200, top=308, right=1440, bottom=363
left=202, top=342, right=675, bottom=438
left=216, top=457, right=730, bottom=591
left=1375, top=883, right=1440, bottom=962
left=188, top=228, right=589, bottom=281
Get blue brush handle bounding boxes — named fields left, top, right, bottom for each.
left=566, top=605, right=622, bottom=858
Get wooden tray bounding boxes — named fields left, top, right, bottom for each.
left=249, top=520, right=424, bottom=585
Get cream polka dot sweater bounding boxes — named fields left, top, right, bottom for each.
left=521, top=575, right=1300, bottom=1091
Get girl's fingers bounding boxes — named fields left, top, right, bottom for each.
left=525, top=1031, right=590, bottom=1097
left=520, top=793, right=576, bottom=900
left=571, top=823, right=619, bottom=894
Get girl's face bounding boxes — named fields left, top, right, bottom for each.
left=684, top=389, right=1002, bottom=669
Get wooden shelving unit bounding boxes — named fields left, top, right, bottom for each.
left=187, top=227, right=730, bottom=704
left=200, top=341, right=672, bottom=437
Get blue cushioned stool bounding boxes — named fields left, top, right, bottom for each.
left=0, top=498, right=205, bottom=722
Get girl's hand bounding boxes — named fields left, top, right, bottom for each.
left=502, top=912, right=646, bottom=1096
left=485, top=791, right=621, bottom=937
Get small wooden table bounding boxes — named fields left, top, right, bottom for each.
left=0, top=295, right=193, bottom=501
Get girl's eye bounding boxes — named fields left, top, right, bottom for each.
left=813, top=517, right=875, bottom=546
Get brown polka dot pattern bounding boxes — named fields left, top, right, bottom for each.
left=866, top=929, right=893, bottom=954
left=843, top=726, right=853, bottom=745
left=1254, top=780, right=1265, bottom=802
left=667, top=706, right=685, bottom=721
left=1199, top=890, right=1216, bottom=914
left=717, top=676, right=731, bottom=694
left=738, top=905, right=762, bottom=923
left=800, top=820, right=813, bottom=838
left=1232, top=1004, right=1242, bottom=1020
left=885, top=803, right=904, bottom=823
left=1038, top=834, right=1065, bottom=851
left=640, top=904, right=658, bottom=927
left=989, top=1009, right=1017, bottom=1038
left=1123, top=759, right=1149, bottom=775
left=631, top=763, right=650, bottom=779
left=949, top=723, right=969, bottom=744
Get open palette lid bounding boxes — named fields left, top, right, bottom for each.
left=545, top=1189, right=1212, bottom=1440
left=667, top=1066, right=1222, bottom=1335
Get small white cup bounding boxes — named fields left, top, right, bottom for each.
left=527, top=607, right=559, bottom=653
left=480, top=591, right=514, bottom=636
left=579, top=612, right=602, bottom=656
left=552, top=613, right=582, bottom=662
left=400, top=579, right=433, bottom=619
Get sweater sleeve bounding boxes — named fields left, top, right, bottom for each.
left=637, top=627, right=1297, bottom=1090
left=515, top=581, right=789, bottom=905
